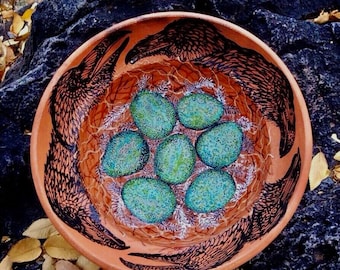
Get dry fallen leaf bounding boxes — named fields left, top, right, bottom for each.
left=7, top=237, right=42, bottom=263
left=331, top=133, right=340, bottom=143
left=313, top=9, right=340, bottom=24
left=55, top=260, right=80, bottom=270
left=0, top=255, right=13, bottom=270
left=334, top=151, right=340, bottom=162
left=309, top=152, right=330, bottom=190
left=9, top=12, right=25, bottom=36
left=76, top=255, right=100, bottom=270
left=1, top=236, right=11, bottom=244
left=42, top=254, right=56, bottom=270
left=332, top=165, right=340, bottom=182
left=0, top=3, right=11, bottom=11
left=23, top=218, right=58, bottom=239
left=44, top=234, right=80, bottom=260
left=1, top=9, right=14, bottom=20
left=0, top=38, right=7, bottom=71
left=21, top=3, right=37, bottom=22
left=0, top=2, right=38, bottom=81
left=5, top=45, right=15, bottom=64
left=329, top=9, right=340, bottom=21
left=313, top=10, right=330, bottom=24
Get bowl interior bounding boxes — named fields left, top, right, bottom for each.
left=31, top=12, right=312, bottom=270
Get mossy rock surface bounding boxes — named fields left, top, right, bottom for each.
left=177, top=93, right=224, bottom=130
left=102, top=130, right=149, bottom=177
left=130, top=90, right=176, bottom=139
left=196, top=122, right=243, bottom=168
left=185, top=169, right=236, bottom=213
left=122, top=177, right=176, bottom=223
left=155, top=134, right=196, bottom=184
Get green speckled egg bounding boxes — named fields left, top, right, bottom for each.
left=177, top=93, right=224, bottom=130
left=155, top=134, right=196, bottom=184
left=102, top=131, right=149, bottom=177
left=130, top=90, right=176, bottom=139
left=196, top=122, right=243, bottom=168
left=185, top=169, right=236, bottom=213
left=122, top=177, right=176, bottom=223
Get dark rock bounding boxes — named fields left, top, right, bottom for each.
left=0, top=0, right=339, bottom=268
left=242, top=179, right=340, bottom=269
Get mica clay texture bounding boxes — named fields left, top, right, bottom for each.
left=0, top=0, right=339, bottom=269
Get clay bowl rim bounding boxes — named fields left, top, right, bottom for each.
left=30, top=11, right=313, bottom=269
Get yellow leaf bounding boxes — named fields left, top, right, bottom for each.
left=76, top=255, right=100, bottom=270
left=44, top=235, right=80, bottom=260
left=7, top=238, right=42, bottom=263
left=309, top=152, right=330, bottom=190
left=334, top=151, right=340, bottom=161
left=42, top=254, right=56, bottom=270
left=21, top=3, right=37, bottom=22
left=313, top=10, right=330, bottom=24
left=55, top=260, right=80, bottom=270
left=9, top=12, right=24, bottom=36
left=23, top=218, right=58, bottom=239
left=0, top=255, right=13, bottom=270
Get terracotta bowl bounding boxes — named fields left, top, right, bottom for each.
left=31, top=12, right=312, bottom=269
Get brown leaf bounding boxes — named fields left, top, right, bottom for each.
left=329, top=9, right=340, bottom=21
left=0, top=39, right=7, bottom=71
left=7, top=238, right=42, bottom=263
left=76, top=255, right=100, bottom=270
left=23, top=218, right=58, bottom=239
left=5, top=45, right=15, bottom=65
left=44, top=235, right=80, bottom=260
left=0, top=255, right=13, bottom=270
left=332, top=165, right=340, bottom=182
left=313, top=9, right=340, bottom=24
left=309, top=152, right=330, bottom=190
left=55, top=260, right=80, bottom=270
left=0, top=4, right=11, bottom=11
left=1, top=236, right=11, bottom=244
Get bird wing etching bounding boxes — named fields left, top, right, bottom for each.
left=120, top=152, right=301, bottom=269
left=125, top=18, right=295, bottom=158
left=45, top=30, right=130, bottom=249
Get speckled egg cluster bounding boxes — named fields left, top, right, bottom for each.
left=102, top=90, right=243, bottom=223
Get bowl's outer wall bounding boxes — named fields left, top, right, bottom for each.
left=31, top=12, right=312, bottom=270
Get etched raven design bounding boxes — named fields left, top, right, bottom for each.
left=45, top=30, right=130, bottom=249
